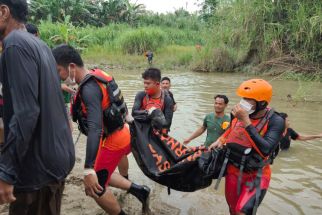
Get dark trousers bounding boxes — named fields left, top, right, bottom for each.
left=9, top=181, right=65, bottom=215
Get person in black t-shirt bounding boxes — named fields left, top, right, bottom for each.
left=0, top=1, right=75, bottom=213
left=161, top=76, right=177, bottom=112
left=280, top=113, right=322, bottom=150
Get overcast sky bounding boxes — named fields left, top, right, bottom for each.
left=130, top=0, right=200, bottom=13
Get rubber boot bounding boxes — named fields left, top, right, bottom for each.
left=128, top=183, right=150, bottom=212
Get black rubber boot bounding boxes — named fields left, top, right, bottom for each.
left=119, top=209, right=127, bottom=215
left=128, top=183, right=150, bottom=211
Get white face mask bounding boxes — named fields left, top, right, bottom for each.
left=239, top=99, right=255, bottom=115
left=63, top=66, right=76, bottom=85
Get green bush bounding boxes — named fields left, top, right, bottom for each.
left=39, top=18, right=93, bottom=49
left=116, top=28, right=167, bottom=54
left=178, top=53, right=193, bottom=66
left=192, top=0, right=322, bottom=72
left=38, top=19, right=204, bottom=54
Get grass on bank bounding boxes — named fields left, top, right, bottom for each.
left=38, top=19, right=203, bottom=70
left=37, top=1, right=322, bottom=79
left=83, top=45, right=197, bottom=70
left=191, top=0, right=322, bottom=74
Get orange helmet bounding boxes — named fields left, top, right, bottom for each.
left=236, top=79, right=272, bottom=103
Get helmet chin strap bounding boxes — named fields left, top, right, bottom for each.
left=250, top=101, right=268, bottom=117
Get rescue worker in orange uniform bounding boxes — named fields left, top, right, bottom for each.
left=210, top=79, right=285, bottom=215
left=132, top=68, right=174, bottom=133
left=52, top=45, right=150, bottom=215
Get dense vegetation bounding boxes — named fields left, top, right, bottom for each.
left=193, top=0, right=322, bottom=74
left=29, top=0, right=322, bottom=74
left=29, top=0, right=145, bottom=26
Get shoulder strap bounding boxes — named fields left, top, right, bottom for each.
left=78, top=74, right=93, bottom=89
left=255, top=108, right=275, bottom=133
left=245, top=109, right=275, bottom=159
left=90, top=69, right=113, bottom=84
left=77, top=72, right=107, bottom=98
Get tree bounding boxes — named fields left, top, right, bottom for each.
left=124, top=1, right=146, bottom=26
left=93, top=0, right=145, bottom=25
left=198, top=0, right=219, bottom=22
left=29, top=0, right=146, bottom=26
left=29, top=0, right=99, bottom=25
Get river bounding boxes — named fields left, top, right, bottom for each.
left=111, top=69, right=322, bottom=215
left=2, top=69, right=318, bottom=215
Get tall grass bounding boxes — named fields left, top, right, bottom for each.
left=192, top=0, right=322, bottom=72
left=37, top=0, right=322, bottom=73
left=116, top=27, right=167, bottom=54
left=83, top=44, right=196, bottom=69
left=38, top=19, right=203, bottom=68
left=39, top=21, right=204, bottom=50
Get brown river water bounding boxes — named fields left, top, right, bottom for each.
left=112, top=69, right=322, bottom=215
left=1, top=69, right=322, bottom=215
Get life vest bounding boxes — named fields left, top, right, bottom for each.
left=71, top=69, right=127, bottom=136
left=225, top=116, right=269, bottom=160
left=214, top=109, right=278, bottom=185
left=214, top=109, right=279, bottom=215
left=220, top=109, right=277, bottom=171
left=141, top=90, right=165, bottom=111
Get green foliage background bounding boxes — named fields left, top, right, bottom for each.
left=30, top=0, right=322, bottom=73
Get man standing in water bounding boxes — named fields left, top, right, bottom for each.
left=184, top=95, right=230, bottom=146
left=210, top=79, right=285, bottom=215
left=132, top=68, right=174, bottom=133
left=52, top=44, right=150, bottom=215
left=161, top=77, right=177, bottom=112
left=279, top=112, right=322, bottom=150
left=0, top=1, right=75, bottom=214
left=145, top=50, right=153, bottom=65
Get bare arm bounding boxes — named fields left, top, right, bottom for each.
left=61, top=83, right=76, bottom=94
left=183, top=126, right=206, bottom=145
left=173, top=104, right=178, bottom=112
left=297, top=134, right=322, bottom=141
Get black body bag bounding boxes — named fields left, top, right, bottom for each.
left=130, top=119, right=225, bottom=192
